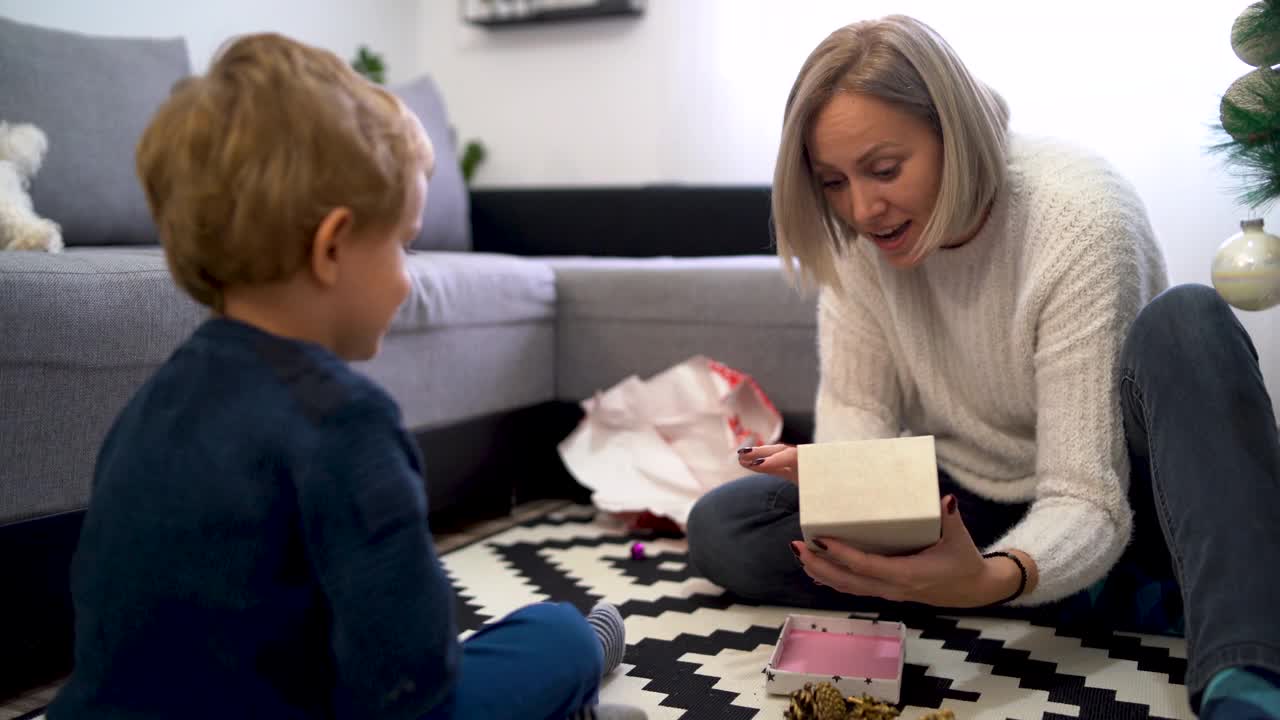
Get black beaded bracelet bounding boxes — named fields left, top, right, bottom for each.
left=982, top=551, right=1028, bottom=606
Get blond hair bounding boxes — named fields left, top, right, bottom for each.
left=773, top=15, right=1008, bottom=288
left=136, top=33, right=434, bottom=311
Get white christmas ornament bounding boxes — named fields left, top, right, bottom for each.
left=1212, top=218, right=1280, bottom=311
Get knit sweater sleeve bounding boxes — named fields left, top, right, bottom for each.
left=813, top=257, right=903, bottom=443
left=988, top=202, right=1153, bottom=606
left=299, top=389, right=460, bottom=718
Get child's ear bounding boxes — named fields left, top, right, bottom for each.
left=310, top=207, right=353, bottom=288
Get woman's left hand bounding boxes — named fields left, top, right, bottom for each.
left=791, top=495, right=1030, bottom=608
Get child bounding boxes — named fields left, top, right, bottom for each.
left=46, top=33, right=639, bottom=720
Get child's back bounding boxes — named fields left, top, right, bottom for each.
left=49, top=316, right=459, bottom=718
left=45, top=30, right=635, bottom=720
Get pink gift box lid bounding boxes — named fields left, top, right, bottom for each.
left=764, top=614, right=907, bottom=704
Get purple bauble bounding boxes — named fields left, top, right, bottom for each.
left=630, top=542, right=646, bottom=561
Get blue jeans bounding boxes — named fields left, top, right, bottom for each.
left=686, top=284, right=1280, bottom=709
left=420, top=602, right=602, bottom=720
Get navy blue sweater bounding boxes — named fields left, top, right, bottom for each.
left=47, top=318, right=459, bottom=719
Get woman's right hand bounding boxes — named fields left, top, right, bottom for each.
left=736, top=444, right=798, bottom=484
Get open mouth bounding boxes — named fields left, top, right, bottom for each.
left=867, top=221, right=911, bottom=251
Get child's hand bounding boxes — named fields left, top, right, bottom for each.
left=736, top=444, right=798, bottom=484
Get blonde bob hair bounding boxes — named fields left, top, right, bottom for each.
left=773, top=15, right=1009, bottom=288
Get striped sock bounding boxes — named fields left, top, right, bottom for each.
left=1201, top=667, right=1280, bottom=720
left=586, top=601, right=626, bottom=676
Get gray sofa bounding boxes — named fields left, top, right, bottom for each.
left=0, top=16, right=818, bottom=696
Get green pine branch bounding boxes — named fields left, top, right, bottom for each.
left=1210, top=125, right=1280, bottom=210
left=1210, top=67, right=1280, bottom=209
left=351, top=45, right=386, bottom=84
left=461, top=141, right=487, bottom=184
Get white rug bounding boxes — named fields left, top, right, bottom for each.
left=22, top=506, right=1192, bottom=720
left=443, top=507, right=1193, bottom=720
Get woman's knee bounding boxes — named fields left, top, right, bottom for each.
left=687, top=475, right=786, bottom=555
left=686, top=474, right=798, bottom=593
left=1122, top=284, right=1244, bottom=372
left=1127, top=284, right=1234, bottom=351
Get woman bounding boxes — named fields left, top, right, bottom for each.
left=685, top=14, right=1280, bottom=717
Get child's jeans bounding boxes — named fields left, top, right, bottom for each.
left=420, top=602, right=603, bottom=720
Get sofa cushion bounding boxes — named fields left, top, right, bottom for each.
left=361, top=322, right=555, bottom=432
left=0, top=17, right=191, bottom=247
left=374, top=251, right=556, bottom=428
left=0, top=247, right=206, bottom=367
left=391, top=76, right=471, bottom=252
left=0, top=248, right=556, bottom=522
left=0, top=248, right=555, bottom=367
left=545, top=256, right=820, bottom=414
left=0, top=248, right=204, bottom=524
left=392, top=251, right=555, bottom=332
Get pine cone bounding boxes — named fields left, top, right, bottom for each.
left=812, top=682, right=846, bottom=720
left=783, top=685, right=940, bottom=720
left=786, top=682, right=819, bottom=720
left=846, top=693, right=900, bottom=720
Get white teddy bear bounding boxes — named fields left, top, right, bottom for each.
left=0, top=121, right=63, bottom=252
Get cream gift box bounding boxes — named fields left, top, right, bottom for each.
left=797, top=435, right=941, bottom=556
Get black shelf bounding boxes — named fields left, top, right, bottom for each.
left=463, top=0, right=645, bottom=27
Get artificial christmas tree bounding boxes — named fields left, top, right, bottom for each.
left=1211, top=1, right=1280, bottom=310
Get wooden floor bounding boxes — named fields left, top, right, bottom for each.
left=0, top=499, right=569, bottom=718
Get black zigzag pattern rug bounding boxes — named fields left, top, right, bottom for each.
left=445, top=507, right=1192, bottom=720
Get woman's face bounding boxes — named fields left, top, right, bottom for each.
left=808, top=91, right=944, bottom=269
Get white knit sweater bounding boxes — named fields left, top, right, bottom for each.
left=814, top=135, right=1169, bottom=605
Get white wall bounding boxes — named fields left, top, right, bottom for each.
left=420, top=0, right=1280, bottom=413
left=3, top=1, right=1276, bottom=410
left=0, top=0, right=422, bottom=82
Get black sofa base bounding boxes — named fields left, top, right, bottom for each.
left=1, top=509, right=82, bottom=701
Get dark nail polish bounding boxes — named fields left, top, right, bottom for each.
left=751, top=458, right=765, bottom=466
left=737, top=446, right=754, bottom=455
left=945, top=496, right=958, bottom=515
left=812, top=539, right=828, bottom=551
left=790, top=542, right=802, bottom=559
